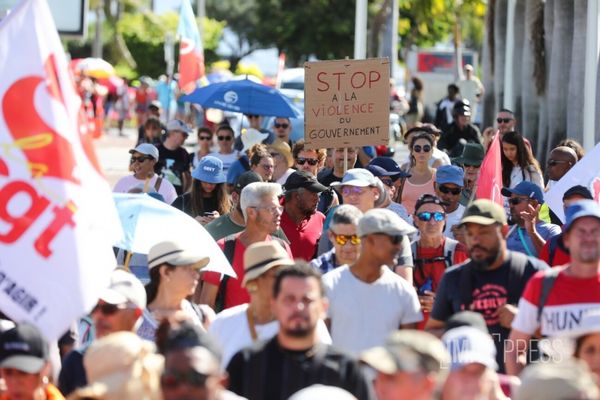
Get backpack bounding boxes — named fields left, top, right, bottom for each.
left=412, top=239, right=459, bottom=286
left=214, top=235, right=287, bottom=312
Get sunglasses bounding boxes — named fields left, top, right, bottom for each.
left=341, top=186, right=366, bottom=196
left=416, top=211, right=446, bottom=222
left=509, top=197, right=530, bottom=205
left=438, top=185, right=462, bottom=195
left=217, top=135, right=232, bottom=141
left=463, top=164, right=480, bottom=168
left=296, top=157, right=318, bottom=166
left=413, top=144, right=431, bottom=153
left=161, top=369, right=208, bottom=389
left=380, top=178, right=394, bottom=187
left=547, top=159, right=570, bottom=167
left=274, top=123, right=289, bottom=129
left=91, top=302, right=128, bottom=316
left=247, top=114, right=260, bottom=119
left=496, top=117, right=513, bottom=124
left=332, top=233, right=361, bottom=246
left=376, top=233, right=403, bottom=244
left=130, top=156, right=151, bottom=163
left=198, top=136, right=212, bottom=141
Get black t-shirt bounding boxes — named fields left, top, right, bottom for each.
left=438, top=123, right=482, bottom=158
left=227, top=336, right=374, bottom=400
left=58, top=348, right=87, bottom=396
left=154, top=144, right=191, bottom=195
left=431, top=251, right=548, bottom=371
left=317, top=168, right=343, bottom=188
left=172, top=192, right=219, bottom=217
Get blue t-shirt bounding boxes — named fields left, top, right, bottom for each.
left=506, top=223, right=561, bottom=257
left=226, top=155, right=250, bottom=185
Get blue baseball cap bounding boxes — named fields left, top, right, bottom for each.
left=436, top=165, right=464, bottom=187
left=563, top=200, right=600, bottom=232
left=366, top=164, right=395, bottom=178
left=192, top=156, right=226, bottom=184
left=501, top=181, right=544, bottom=204
left=369, top=157, right=411, bottom=179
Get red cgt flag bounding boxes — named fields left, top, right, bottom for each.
left=177, top=0, right=205, bottom=94
left=475, top=132, right=503, bottom=207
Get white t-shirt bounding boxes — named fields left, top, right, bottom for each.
left=113, top=174, right=178, bottom=205
left=444, top=204, right=466, bottom=239
left=208, top=303, right=332, bottom=368
left=322, top=265, right=422, bottom=355
left=209, top=151, right=239, bottom=174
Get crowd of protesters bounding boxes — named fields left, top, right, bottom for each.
left=3, top=74, right=600, bottom=400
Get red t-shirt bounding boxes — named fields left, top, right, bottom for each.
left=512, top=268, right=600, bottom=336
left=539, top=234, right=571, bottom=266
left=413, top=238, right=469, bottom=329
left=279, top=210, right=325, bottom=261
left=202, top=234, right=292, bottom=310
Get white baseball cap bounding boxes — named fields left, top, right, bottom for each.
left=129, top=143, right=159, bottom=161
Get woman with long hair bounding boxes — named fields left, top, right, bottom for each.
left=249, top=143, right=274, bottom=182
left=501, top=131, right=544, bottom=189
left=397, top=133, right=437, bottom=214
left=172, top=156, right=230, bottom=225
left=137, top=241, right=213, bottom=342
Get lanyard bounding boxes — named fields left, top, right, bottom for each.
left=517, top=227, right=534, bottom=257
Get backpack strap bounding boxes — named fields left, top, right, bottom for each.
left=153, top=176, right=162, bottom=192
left=214, top=234, right=237, bottom=312
left=547, top=235, right=559, bottom=266
left=506, top=251, right=529, bottom=305
left=443, top=238, right=459, bottom=268
left=537, top=268, right=562, bottom=323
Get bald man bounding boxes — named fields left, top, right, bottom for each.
left=540, top=145, right=579, bottom=225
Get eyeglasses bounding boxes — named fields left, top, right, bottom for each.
left=91, top=302, right=128, bottom=316
left=161, top=369, right=208, bottom=389
left=259, top=163, right=274, bottom=170
left=547, top=159, right=571, bottom=167
left=373, top=233, right=403, bottom=244
left=217, top=135, right=232, bottom=141
left=496, top=117, right=513, bottom=123
left=380, top=178, right=394, bottom=187
left=198, top=136, right=212, bottom=141
left=130, top=156, right=151, bottom=163
left=341, top=186, right=366, bottom=197
left=416, top=211, right=446, bottom=222
left=463, top=164, right=480, bottom=168
left=332, top=232, right=361, bottom=246
left=254, top=205, right=283, bottom=214
left=413, top=144, right=432, bottom=153
left=274, top=123, right=289, bottom=129
left=296, top=157, right=319, bottom=166
left=508, top=197, right=530, bottom=205
left=438, top=185, right=462, bottom=195
left=270, top=152, right=280, bottom=158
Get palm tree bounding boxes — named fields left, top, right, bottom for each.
left=493, top=0, right=507, bottom=114
left=566, top=0, right=587, bottom=144
left=482, top=0, right=496, bottom=128
left=511, top=0, right=526, bottom=127
left=536, top=0, right=553, bottom=161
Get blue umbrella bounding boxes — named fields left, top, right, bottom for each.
left=181, top=78, right=301, bottom=118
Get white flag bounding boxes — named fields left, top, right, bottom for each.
left=545, top=142, right=600, bottom=223
left=0, top=0, right=122, bottom=341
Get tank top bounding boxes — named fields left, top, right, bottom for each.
left=402, top=172, right=436, bottom=214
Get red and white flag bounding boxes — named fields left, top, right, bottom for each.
left=177, top=0, right=205, bottom=93
left=275, top=52, right=286, bottom=89
left=476, top=132, right=503, bottom=207
left=0, top=0, right=121, bottom=341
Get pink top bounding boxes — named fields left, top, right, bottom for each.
left=401, top=171, right=436, bottom=215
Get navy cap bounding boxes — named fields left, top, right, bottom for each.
left=501, top=181, right=544, bottom=204
left=366, top=164, right=395, bottom=177
left=368, top=157, right=411, bottom=179
left=436, top=165, right=464, bottom=187
left=563, top=185, right=593, bottom=201
left=563, top=200, right=600, bottom=232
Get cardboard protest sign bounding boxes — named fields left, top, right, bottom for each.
left=0, top=0, right=122, bottom=341
left=304, top=58, right=390, bottom=149
left=545, top=142, right=600, bottom=223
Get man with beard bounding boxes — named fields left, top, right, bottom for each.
left=280, top=171, right=327, bottom=260
left=199, top=182, right=292, bottom=311
left=507, top=200, right=600, bottom=376
left=426, top=199, right=548, bottom=372
left=226, top=262, right=375, bottom=399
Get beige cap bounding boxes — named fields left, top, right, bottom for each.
left=361, top=330, right=449, bottom=375
left=243, top=241, right=294, bottom=286
left=460, top=199, right=507, bottom=226
left=514, top=359, right=599, bottom=400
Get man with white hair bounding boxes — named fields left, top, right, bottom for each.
left=58, top=269, right=147, bottom=396
left=199, top=182, right=292, bottom=311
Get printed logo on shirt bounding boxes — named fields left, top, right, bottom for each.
left=469, top=284, right=508, bottom=326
